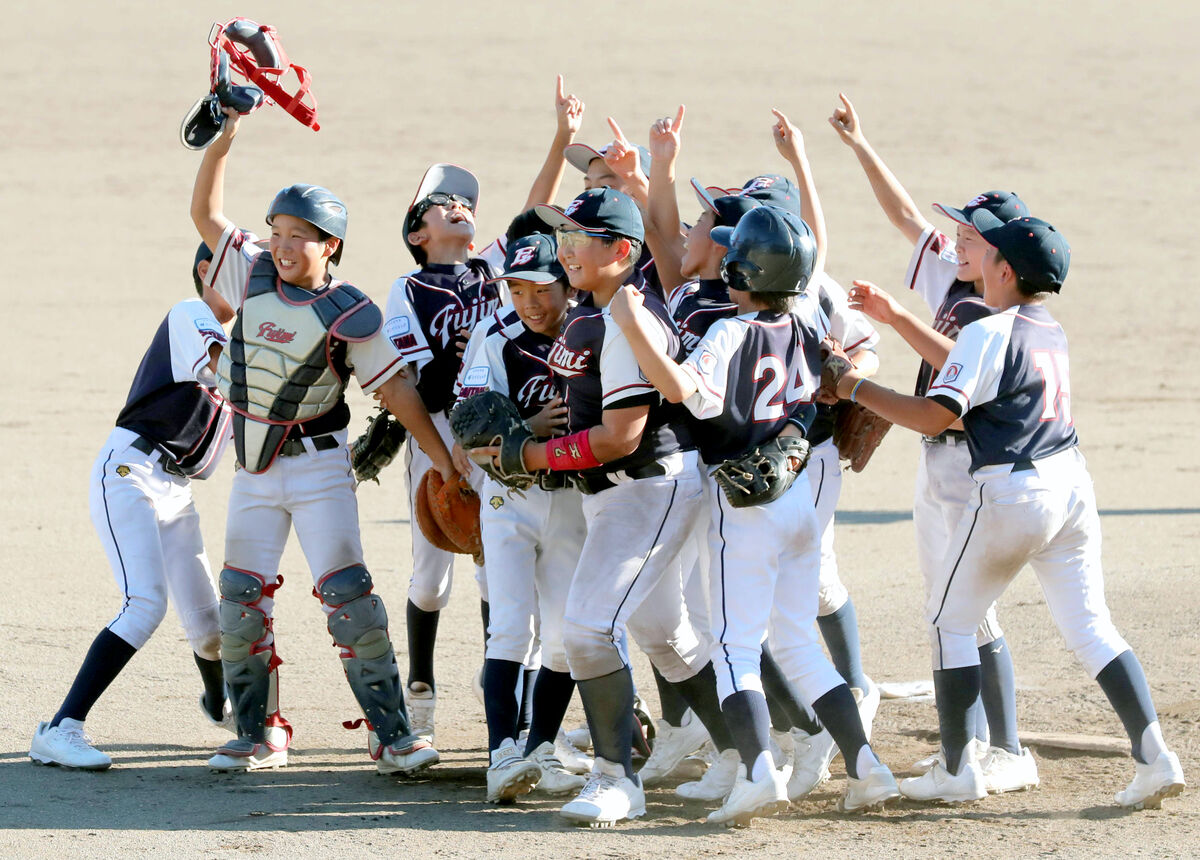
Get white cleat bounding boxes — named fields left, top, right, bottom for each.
left=677, top=747, right=740, bottom=802
left=555, top=729, right=594, bottom=775
left=899, top=756, right=987, bottom=804
left=839, top=763, right=901, bottom=813
left=637, top=711, right=710, bottom=785
left=912, top=737, right=985, bottom=774
left=527, top=741, right=587, bottom=795
left=199, top=694, right=237, bottom=734
left=852, top=679, right=881, bottom=742
left=487, top=738, right=542, bottom=803
left=1114, top=751, right=1185, bottom=810
left=706, top=765, right=789, bottom=827
left=30, top=719, right=112, bottom=771
left=787, top=727, right=837, bottom=800
left=979, top=746, right=1039, bottom=794
left=372, top=731, right=439, bottom=776
left=208, top=725, right=290, bottom=772
left=560, top=757, right=646, bottom=827
left=406, top=682, right=436, bottom=745
left=565, top=725, right=592, bottom=752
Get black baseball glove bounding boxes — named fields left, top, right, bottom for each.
left=711, top=435, right=812, bottom=508
left=350, top=407, right=407, bottom=484
left=449, top=391, right=536, bottom=490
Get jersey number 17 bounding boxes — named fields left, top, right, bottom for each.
left=1032, top=349, right=1071, bottom=424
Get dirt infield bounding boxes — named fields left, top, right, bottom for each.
left=2, top=1, right=1197, bottom=856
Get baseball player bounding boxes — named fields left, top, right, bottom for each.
left=828, top=213, right=1185, bottom=809
left=29, top=245, right=237, bottom=770
left=451, top=233, right=592, bottom=803
left=830, top=92, right=1034, bottom=792
left=610, top=205, right=900, bottom=825
left=386, top=77, right=584, bottom=743
left=191, top=108, right=452, bottom=774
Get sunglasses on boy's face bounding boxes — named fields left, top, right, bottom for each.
left=555, top=228, right=613, bottom=250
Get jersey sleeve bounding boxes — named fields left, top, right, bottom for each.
left=818, top=274, right=879, bottom=354
left=346, top=328, right=406, bottom=394
left=456, top=329, right=509, bottom=401
left=383, top=276, right=435, bottom=372
left=926, top=315, right=1009, bottom=417
left=904, top=226, right=958, bottom=314
left=679, top=318, right=739, bottom=420
left=166, top=300, right=228, bottom=384
left=204, top=224, right=262, bottom=309
left=600, top=314, right=665, bottom=409
left=476, top=235, right=508, bottom=271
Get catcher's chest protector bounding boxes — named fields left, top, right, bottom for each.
left=217, top=254, right=381, bottom=472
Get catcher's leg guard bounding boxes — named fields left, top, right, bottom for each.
left=319, top=566, right=409, bottom=747
left=219, top=567, right=281, bottom=743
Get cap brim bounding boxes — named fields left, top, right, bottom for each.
left=932, top=202, right=972, bottom=226
left=967, top=209, right=1006, bottom=245
left=564, top=143, right=603, bottom=174
left=534, top=203, right=609, bottom=235
left=486, top=270, right=561, bottom=285
left=690, top=178, right=719, bottom=215
left=410, top=163, right=480, bottom=212
left=710, top=225, right=735, bottom=248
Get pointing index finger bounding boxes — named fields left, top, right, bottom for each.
left=607, top=116, right=629, bottom=143
left=556, top=74, right=565, bottom=101
left=672, top=104, right=686, bottom=132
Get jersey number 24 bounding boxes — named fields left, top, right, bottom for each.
left=1032, top=349, right=1072, bottom=424
left=752, top=355, right=810, bottom=422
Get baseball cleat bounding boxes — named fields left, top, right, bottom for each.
left=839, top=763, right=901, bottom=813
left=637, top=711, right=710, bottom=786
left=912, top=737, right=985, bottom=774
left=559, top=757, right=646, bottom=827
left=527, top=741, right=587, bottom=795
left=899, top=756, right=986, bottom=803
left=555, top=729, right=594, bottom=774
left=1114, top=751, right=1185, bottom=810
left=770, top=728, right=795, bottom=773
left=199, top=694, right=237, bottom=734
left=677, top=747, right=740, bottom=802
left=706, top=765, right=789, bottom=827
left=565, top=725, right=592, bottom=752
left=979, top=746, right=1039, bottom=794
left=852, top=679, right=881, bottom=743
left=406, top=681, right=436, bottom=745
left=786, top=727, right=837, bottom=800
left=208, top=725, right=290, bottom=772
left=372, top=731, right=440, bottom=776
left=29, top=719, right=112, bottom=771
left=487, top=738, right=542, bottom=803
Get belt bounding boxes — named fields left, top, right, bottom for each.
left=923, top=429, right=967, bottom=445
left=130, top=436, right=186, bottom=477
left=572, top=461, right=668, bottom=495
left=278, top=434, right=340, bottom=457
left=1010, top=459, right=1036, bottom=472
left=535, top=472, right=569, bottom=492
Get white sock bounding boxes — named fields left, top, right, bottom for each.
left=854, top=745, right=880, bottom=779
left=750, top=750, right=775, bottom=782
left=1140, top=722, right=1167, bottom=763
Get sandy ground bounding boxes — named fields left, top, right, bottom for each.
left=1, top=1, right=1198, bottom=856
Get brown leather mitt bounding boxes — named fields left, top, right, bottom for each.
left=424, top=469, right=483, bottom=565
left=415, top=470, right=460, bottom=554
left=833, top=402, right=893, bottom=473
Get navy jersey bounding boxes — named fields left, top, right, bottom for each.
left=669, top=278, right=737, bottom=355
left=384, top=243, right=506, bottom=413
left=456, top=308, right=558, bottom=421
left=115, top=299, right=232, bottom=476
left=679, top=309, right=823, bottom=464
left=927, top=304, right=1078, bottom=471
left=549, top=287, right=693, bottom=474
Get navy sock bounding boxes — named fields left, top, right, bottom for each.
left=194, top=652, right=226, bottom=720
left=652, top=663, right=689, bottom=726
left=483, top=658, right=523, bottom=753
left=53, top=629, right=137, bottom=727
left=480, top=599, right=490, bottom=647
left=515, top=668, right=537, bottom=735
left=1096, top=650, right=1159, bottom=763
left=979, top=638, right=1020, bottom=753
left=761, top=644, right=823, bottom=735
left=524, top=668, right=575, bottom=755
left=720, top=690, right=772, bottom=772
left=816, top=599, right=869, bottom=691
left=969, top=694, right=988, bottom=744
left=933, top=666, right=981, bottom=774
left=406, top=600, right=439, bottom=690
left=669, top=662, right=735, bottom=751
left=812, top=684, right=870, bottom=779
left=577, top=667, right=635, bottom=778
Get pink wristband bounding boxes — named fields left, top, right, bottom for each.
left=545, top=429, right=601, bottom=471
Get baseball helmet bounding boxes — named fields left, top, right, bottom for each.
left=711, top=206, right=816, bottom=295
left=266, top=184, right=348, bottom=264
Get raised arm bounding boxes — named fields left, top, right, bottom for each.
left=608, top=285, right=696, bottom=403
left=190, top=107, right=239, bottom=252
left=772, top=108, right=827, bottom=275
left=522, top=75, right=585, bottom=210
left=645, top=106, right=687, bottom=294
left=848, top=280, right=954, bottom=368
left=829, top=93, right=931, bottom=246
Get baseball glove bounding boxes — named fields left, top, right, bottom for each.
left=414, top=470, right=460, bottom=554
left=449, top=392, right=536, bottom=491
left=350, top=407, right=408, bottom=484
left=425, top=469, right=483, bottom=564
left=711, top=435, right=812, bottom=509
left=833, top=402, right=892, bottom=473
left=819, top=336, right=854, bottom=402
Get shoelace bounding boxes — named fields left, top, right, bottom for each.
left=576, top=773, right=620, bottom=800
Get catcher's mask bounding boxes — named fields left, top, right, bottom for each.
left=712, top=205, right=816, bottom=295
left=267, top=184, right=347, bottom=265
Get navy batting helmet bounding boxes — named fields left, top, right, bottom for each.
left=710, top=206, right=817, bottom=295
left=266, top=184, right=348, bottom=264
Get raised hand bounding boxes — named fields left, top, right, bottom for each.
left=848, top=279, right=902, bottom=325
left=771, top=108, right=805, bottom=164
left=828, top=92, right=864, bottom=146
left=608, top=283, right=646, bottom=328
left=649, top=104, right=685, bottom=163
left=555, top=74, right=584, bottom=136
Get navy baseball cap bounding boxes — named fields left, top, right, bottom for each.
left=739, top=174, right=802, bottom=216
left=535, top=188, right=645, bottom=243
left=486, top=233, right=566, bottom=285
left=564, top=142, right=652, bottom=179
left=690, top=178, right=762, bottom=228
left=192, top=241, right=213, bottom=296
left=933, top=191, right=1029, bottom=227
left=970, top=211, right=1070, bottom=292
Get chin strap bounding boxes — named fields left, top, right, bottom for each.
left=208, top=17, right=320, bottom=132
